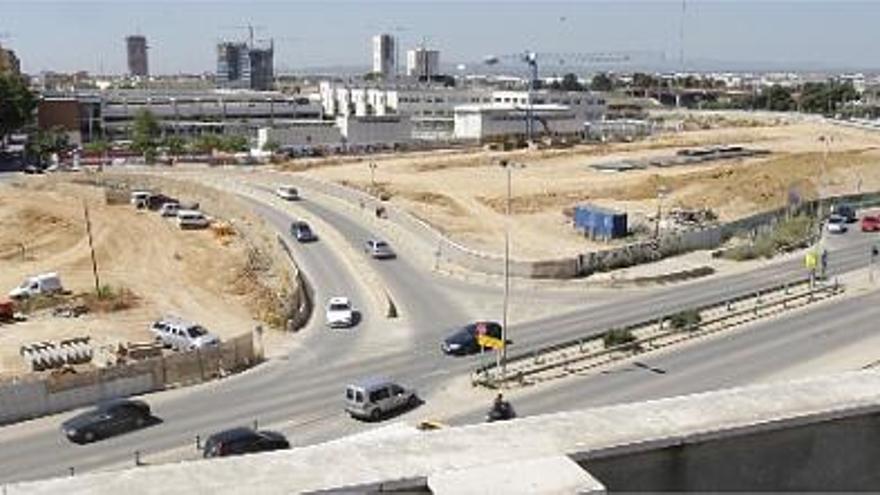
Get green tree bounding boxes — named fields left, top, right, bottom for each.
left=219, top=135, right=249, bottom=153
left=191, top=134, right=223, bottom=154
left=26, top=127, right=69, bottom=161
left=164, top=135, right=187, bottom=158
left=559, top=73, right=584, bottom=91
left=83, top=139, right=110, bottom=154
left=131, top=109, right=160, bottom=162
left=0, top=74, right=37, bottom=141
left=590, top=72, right=614, bottom=92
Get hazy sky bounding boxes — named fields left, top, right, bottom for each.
left=3, top=0, right=880, bottom=74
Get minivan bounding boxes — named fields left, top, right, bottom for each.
left=176, top=210, right=210, bottom=229
left=345, top=378, right=419, bottom=421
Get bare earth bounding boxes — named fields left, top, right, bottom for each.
left=292, top=112, right=880, bottom=260
left=0, top=180, right=261, bottom=375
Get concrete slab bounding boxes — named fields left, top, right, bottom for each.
left=428, top=455, right=605, bottom=495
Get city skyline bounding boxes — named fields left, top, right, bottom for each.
left=4, top=1, right=880, bottom=75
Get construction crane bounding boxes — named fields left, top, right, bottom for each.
left=220, top=24, right=267, bottom=48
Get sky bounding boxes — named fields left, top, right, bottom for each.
left=2, top=0, right=880, bottom=75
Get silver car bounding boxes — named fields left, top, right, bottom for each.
left=364, top=239, right=396, bottom=259
left=345, top=378, right=418, bottom=421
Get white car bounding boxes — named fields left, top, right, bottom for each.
left=326, top=297, right=355, bottom=328
left=150, top=316, right=220, bottom=352
left=276, top=185, right=299, bottom=201
left=826, top=215, right=847, bottom=234
left=9, top=272, right=63, bottom=299
left=159, top=202, right=180, bottom=217
left=177, top=209, right=210, bottom=229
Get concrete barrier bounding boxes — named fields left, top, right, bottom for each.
left=0, top=333, right=257, bottom=426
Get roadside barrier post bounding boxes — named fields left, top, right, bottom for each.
left=69, top=467, right=75, bottom=476
left=195, top=434, right=201, bottom=450
left=134, top=450, right=142, bottom=466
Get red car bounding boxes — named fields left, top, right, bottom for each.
left=861, top=215, right=880, bottom=232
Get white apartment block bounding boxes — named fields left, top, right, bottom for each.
left=372, top=34, right=396, bottom=77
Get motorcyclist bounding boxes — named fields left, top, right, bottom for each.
left=488, top=393, right=515, bottom=422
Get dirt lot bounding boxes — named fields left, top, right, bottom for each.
left=289, top=113, right=880, bottom=259
left=0, top=180, right=264, bottom=376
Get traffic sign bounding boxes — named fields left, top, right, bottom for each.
left=477, top=333, right=505, bottom=349
left=805, top=251, right=818, bottom=270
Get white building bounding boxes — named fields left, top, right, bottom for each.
left=406, top=48, right=440, bottom=79
left=453, top=104, right=582, bottom=142
left=336, top=115, right=412, bottom=147
left=372, top=34, right=396, bottom=77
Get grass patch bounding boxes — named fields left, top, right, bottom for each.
left=603, top=328, right=639, bottom=351
left=669, top=309, right=702, bottom=331
left=78, top=285, right=139, bottom=313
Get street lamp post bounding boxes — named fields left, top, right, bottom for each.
left=369, top=161, right=377, bottom=188
left=498, top=160, right=524, bottom=384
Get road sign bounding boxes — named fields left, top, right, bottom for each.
left=805, top=251, right=818, bottom=270
left=477, top=333, right=505, bottom=350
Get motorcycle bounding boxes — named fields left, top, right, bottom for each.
left=486, top=400, right=516, bottom=422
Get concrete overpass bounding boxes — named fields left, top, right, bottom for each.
left=8, top=371, right=880, bottom=494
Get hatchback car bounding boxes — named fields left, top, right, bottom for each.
left=61, top=399, right=153, bottom=444
left=862, top=215, right=880, bottom=232
left=364, top=239, right=396, bottom=259
left=326, top=297, right=355, bottom=328
left=345, top=378, right=419, bottom=421
left=291, top=221, right=317, bottom=242
left=202, top=427, right=290, bottom=458
left=827, top=215, right=847, bottom=234
left=442, top=321, right=504, bottom=356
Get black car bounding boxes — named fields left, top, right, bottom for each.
left=202, top=427, right=290, bottom=458
left=441, top=321, right=504, bottom=356
left=291, top=221, right=317, bottom=242
left=61, top=399, right=152, bottom=444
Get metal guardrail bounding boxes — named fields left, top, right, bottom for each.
left=473, top=277, right=842, bottom=387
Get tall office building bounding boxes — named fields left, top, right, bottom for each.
left=125, top=35, right=148, bottom=77
left=406, top=47, right=440, bottom=79
left=372, top=33, right=396, bottom=77
left=216, top=41, right=274, bottom=90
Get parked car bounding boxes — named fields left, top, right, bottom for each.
left=325, top=297, right=355, bottom=328
left=159, top=202, right=180, bottom=217
left=202, top=427, right=290, bottom=458
left=291, top=221, right=317, bottom=242
left=827, top=214, right=848, bottom=234
left=150, top=316, right=220, bottom=351
left=176, top=210, right=210, bottom=229
left=276, top=185, right=299, bottom=201
left=61, top=399, right=153, bottom=444
left=442, top=321, right=504, bottom=356
left=130, top=190, right=152, bottom=209
left=862, top=215, right=880, bottom=232
left=8, top=272, right=63, bottom=300
left=345, top=378, right=419, bottom=421
left=364, top=239, right=395, bottom=259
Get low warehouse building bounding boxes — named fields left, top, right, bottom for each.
left=453, top=104, right=582, bottom=142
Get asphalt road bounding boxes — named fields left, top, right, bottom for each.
left=0, top=184, right=877, bottom=484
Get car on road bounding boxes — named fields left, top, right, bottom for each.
left=831, top=203, right=857, bottom=223
left=202, top=427, right=290, bottom=458
left=61, top=399, right=153, bottom=444
left=326, top=297, right=355, bottom=328
left=364, top=239, right=395, bottom=259
left=442, top=321, right=504, bottom=356
left=291, top=221, right=317, bottom=242
left=862, top=215, right=880, bottom=232
left=345, top=378, right=419, bottom=421
left=276, top=185, right=299, bottom=201
left=150, top=316, right=220, bottom=351
left=826, top=214, right=848, bottom=234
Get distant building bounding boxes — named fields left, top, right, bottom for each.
left=125, top=35, right=148, bottom=77
left=0, top=42, right=21, bottom=76
left=372, top=34, right=396, bottom=77
left=406, top=47, right=440, bottom=79
left=216, top=41, right=274, bottom=91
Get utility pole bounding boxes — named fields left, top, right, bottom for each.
left=498, top=160, right=524, bottom=384
left=83, top=201, right=101, bottom=293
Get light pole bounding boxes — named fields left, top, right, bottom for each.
left=655, top=185, right=668, bottom=238
left=498, top=159, right=524, bottom=384
left=368, top=161, right=377, bottom=189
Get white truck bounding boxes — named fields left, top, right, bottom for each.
left=8, top=273, right=63, bottom=299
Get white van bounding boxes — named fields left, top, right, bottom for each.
left=150, top=316, right=220, bottom=351
left=9, top=272, right=63, bottom=299
left=159, top=202, right=181, bottom=217
left=130, top=191, right=152, bottom=209
left=276, top=185, right=299, bottom=201
left=176, top=210, right=210, bottom=229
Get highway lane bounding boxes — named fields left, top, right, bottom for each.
left=0, top=178, right=876, bottom=483
left=448, top=289, right=880, bottom=425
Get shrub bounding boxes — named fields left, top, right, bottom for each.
left=669, top=309, right=702, bottom=331
left=604, top=328, right=637, bottom=350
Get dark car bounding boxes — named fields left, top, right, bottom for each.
left=291, top=221, right=317, bottom=242
left=22, top=164, right=46, bottom=175
left=61, top=399, right=152, bottom=444
left=442, top=321, right=504, bottom=356
left=202, top=427, right=290, bottom=458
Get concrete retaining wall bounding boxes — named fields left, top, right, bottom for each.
left=0, top=333, right=257, bottom=426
